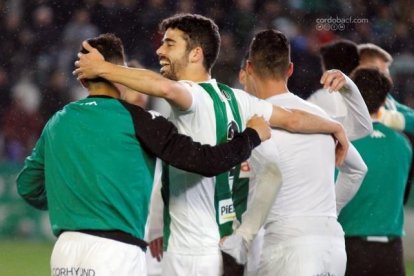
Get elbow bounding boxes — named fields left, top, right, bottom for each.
left=359, top=162, right=368, bottom=179
left=360, top=123, right=374, bottom=138
left=158, top=82, right=174, bottom=99
left=158, top=81, right=181, bottom=101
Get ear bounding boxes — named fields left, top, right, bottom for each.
left=246, top=60, right=254, bottom=76
left=80, top=79, right=89, bottom=88
left=287, top=62, right=294, bottom=78
left=113, top=83, right=125, bottom=95
left=190, top=46, right=203, bottom=63
left=239, top=69, right=247, bottom=87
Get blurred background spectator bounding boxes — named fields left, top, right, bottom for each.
left=0, top=0, right=413, bottom=163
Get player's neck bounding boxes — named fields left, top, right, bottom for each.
left=88, top=83, right=120, bottom=99
left=371, top=112, right=380, bottom=120
left=256, top=78, right=289, bottom=99
left=178, top=65, right=211, bottom=82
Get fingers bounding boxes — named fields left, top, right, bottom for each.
left=219, top=236, right=228, bottom=247
left=82, top=41, right=94, bottom=52
left=320, top=70, right=345, bottom=92
left=335, top=144, right=347, bottom=166
left=149, top=237, right=163, bottom=262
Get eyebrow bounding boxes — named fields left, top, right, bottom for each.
left=163, top=38, right=176, bottom=44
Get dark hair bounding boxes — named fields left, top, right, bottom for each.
left=240, top=51, right=249, bottom=70
left=81, top=33, right=125, bottom=84
left=249, top=29, right=290, bottom=79
left=159, top=13, right=220, bottom=72
left=320, top=39, right=359, bottom=75
left=350, top=67, right=392, bottom=114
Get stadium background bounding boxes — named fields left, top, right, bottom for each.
left=0, top=0, right=413, bottom=275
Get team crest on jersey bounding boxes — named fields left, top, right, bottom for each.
left=371, top=130, right=386, bottom=139
left=227, top=121, right=239, bottom=140
left=218, top=198, right=236, bottom=224
left=221, top=89, right=231, bottom=101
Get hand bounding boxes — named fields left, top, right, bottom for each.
left=73, top=41, right=105, bottom=80
left=219, top=236, right=228, bottom=247
left=332, top=124, right=349, bottom=166
left=219, top=234, right=248, bottom=265
left=149, top=237, right=163, bottom=262
left=320, top=69, right=347, bottom=93
left=246, top=115, right=271, bottom=142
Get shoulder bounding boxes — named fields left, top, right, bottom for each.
left=375, top=123, right=412, bottom=147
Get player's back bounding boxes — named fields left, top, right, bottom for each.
left=251, top=93, right=337, bottom=224
left=42, top=96, right=155, bottom=239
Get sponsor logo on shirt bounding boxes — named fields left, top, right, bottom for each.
left=79, top=101, right=97, bottom=106
left=371, top=130, right=386, bottom=139
left=219, top=198, right=236, bottom=224
left=52, top=267, right=95, bottom=276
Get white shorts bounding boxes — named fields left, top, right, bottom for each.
left=162, top=251, right=222, bottom=276
left=51, top=231, right=146, bottom=276
left=258, top=235, right=346, bottom=276
left=146, top=249, right=162, bottom=276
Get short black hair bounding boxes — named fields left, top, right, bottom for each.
left=159, top=13, right=220, bottom=72
left=80, top=33, right=125, bottom=84
left=240, top=51, right=249, bottom=70
left=320, top=39, right=359, bottom=75
left=249, top=29, right=290, bottom=80
left=350, top=67, right=392, bottom=114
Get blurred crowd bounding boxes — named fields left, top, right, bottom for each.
left=0, top=0, right=414, bottom=163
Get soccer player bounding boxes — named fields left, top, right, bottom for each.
left=307, top=39, right=372, bottom=141
left=221, top=29, right=365, bottom=276
left=358, top=43, right=414, bottom=134
left=16, top=33, right=272, bottom=276
left=339, top=67, right=412, bottom=276
left=73, top=14, right=349, bottom=276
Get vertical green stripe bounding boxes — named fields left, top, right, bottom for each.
left=216, top=83, right=249, bottom=222
left=199, top=83, right=234, bottom=237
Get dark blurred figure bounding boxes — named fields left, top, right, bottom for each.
left=2, top=76, right=44, bottom=163
left=40, top=70, right=70, bottom=120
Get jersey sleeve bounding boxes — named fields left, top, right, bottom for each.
left=338, top=75, right=373, bottom=140
left=335, top=144, right=367, bottom=215
left=16, top=130, right=48, bottom=210
left=233, top=88, right=273, bottom=124
left=121, top=102, right=262, bottom=177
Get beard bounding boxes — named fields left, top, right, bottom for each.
left=159, top=56, right=189, bottom=81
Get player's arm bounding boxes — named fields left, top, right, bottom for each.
left=269, top=106, right=349, bottom=165
left=335, top=144, right=367, bottom=215
left=16, top=132, right=48, bottom=210
left=74, top=41, right=192, bottom=110
left=122, top=102, right=270, bottom=177
left=394, top=98, right=414, bottom=135
left=220, top=157, right=282, bottom=265
left=321, top=70, right=373, bottom=140
left=147, top=177, right=164, bottom=261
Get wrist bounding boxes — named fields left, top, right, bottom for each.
left=99, top=61, right=114, bottom=78
left=244, top=127, right=261, bottom=147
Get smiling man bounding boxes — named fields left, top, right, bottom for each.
left=74, top=13, right=349, bottom=276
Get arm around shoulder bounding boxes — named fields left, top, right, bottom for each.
left=125, top=104, right=263, bottom=177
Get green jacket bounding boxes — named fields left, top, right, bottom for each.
left=17, top=96, right=261, bottom=240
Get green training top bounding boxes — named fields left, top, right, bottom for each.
left=338, top=122, right=412, bottom=236
left=17, top=96, right=261, bottom=240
